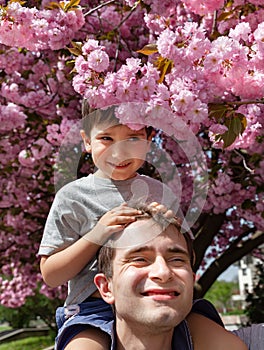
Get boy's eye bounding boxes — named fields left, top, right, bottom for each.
left=100, top=136, right=113, bottom=141
left=128, top=137, right=141, bottom=142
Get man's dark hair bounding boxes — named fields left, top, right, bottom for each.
left=97, top=204, right=194, bottom=279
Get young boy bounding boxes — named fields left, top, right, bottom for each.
left=39, top=101, right=180, bottom=350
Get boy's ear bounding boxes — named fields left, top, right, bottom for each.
left=146, top=130, right=155, bottom=150
left=94, top=273, right=115, bottom=305
left=148, top=129, right=156, bottom=141
left=80, top=129, right=91, bottom=153
left=146, top=129, right=156, bottom=149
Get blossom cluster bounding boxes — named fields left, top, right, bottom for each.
left=73, top=18, right=264, bottom=145
left=0, top=1, right=85, bottom=51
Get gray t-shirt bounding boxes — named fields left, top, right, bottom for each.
left=39, top=173, right=179, bottom=305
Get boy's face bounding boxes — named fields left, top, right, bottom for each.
left=81, top=123, right=152, bottom=180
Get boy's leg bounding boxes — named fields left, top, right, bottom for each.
left=64, top=327, right=111, bottom=350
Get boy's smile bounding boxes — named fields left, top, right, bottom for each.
left=81, top=124, right=152, bottom=180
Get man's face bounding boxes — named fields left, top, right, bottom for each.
left=97, top=219, right=195, bottom=333
left=81, top=123, right=151, bottom=180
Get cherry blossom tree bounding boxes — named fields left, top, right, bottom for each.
left=0, top=0, right=263, bottom=311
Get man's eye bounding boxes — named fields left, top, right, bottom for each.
left=170, top=257, right=187, bottom=265
left=131, top=257, right=147, bottom=263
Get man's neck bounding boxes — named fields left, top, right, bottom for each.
left=116, top=322, right=173, bottom=350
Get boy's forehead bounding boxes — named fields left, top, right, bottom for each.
left=93, top=119, right=120, bottom=131
left=93, top=122, right=146, bottom=134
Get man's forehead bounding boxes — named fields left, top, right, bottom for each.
left=111, top=218, right=182, bottom=250
left=121, top=239, right=188, bottom=256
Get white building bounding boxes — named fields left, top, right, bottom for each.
left=233, top=244, right=264, bottom=308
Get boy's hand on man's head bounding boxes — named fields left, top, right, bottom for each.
left=148, top=201, right=175, bottom=219
left=83, top=203, right=142, bottom=245
left=98, top=203, right=142, bottom=229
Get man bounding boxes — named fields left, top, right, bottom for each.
left=94, top=205, right=248, bottom=350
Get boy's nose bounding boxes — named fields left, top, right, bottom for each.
left=110, top=142, right=127, bottom=159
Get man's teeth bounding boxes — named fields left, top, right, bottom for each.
left=146, top=291, right=176, bottom=296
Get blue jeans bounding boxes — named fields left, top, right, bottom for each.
left=55, top=297, right=114, bottom=350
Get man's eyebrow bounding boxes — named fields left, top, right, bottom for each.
left=124, top=246, right=152, bottom=255
left=167, top=246, right=190, bottom=256
left=124, top=245, right=189, bottom=256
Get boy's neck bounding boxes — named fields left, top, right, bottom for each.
left=94, top=169, right=138, bottom=181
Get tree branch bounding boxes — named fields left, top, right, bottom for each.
left=193, top=213, right=226, bottom=272
left=194, top=230, right=264, bottom=298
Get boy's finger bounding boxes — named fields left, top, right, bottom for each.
left=163, top=209, right=175, bottom=218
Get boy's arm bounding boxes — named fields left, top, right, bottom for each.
left=40, top=203, right=141, bottom=288
left=186, top=313, right=248, bottom=350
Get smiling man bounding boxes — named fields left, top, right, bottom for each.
left=94, top=206, right=248, bottom=350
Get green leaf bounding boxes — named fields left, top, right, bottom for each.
left=208, top=103, right=229, bottom=121
left=64, top=0, right=81, bottom=12
left=157, top=58, right=173, bottom=83
left=232, top=116, right=242, bottom=136
left=218, top=11, right=234, bottom=21
left=220, top=113, right=247, bottom=148
left=67, top=41, right=83, bottom=56
left=221, top=127, right=237, bottom=148
left=137, top=44, right=158, bottom=56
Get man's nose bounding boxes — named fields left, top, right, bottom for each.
left=149, top=256, right=172, bottom=282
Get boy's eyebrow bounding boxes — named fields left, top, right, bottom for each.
left=96, top=129, right=147, bottom=137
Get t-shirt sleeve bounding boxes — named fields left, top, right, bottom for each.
left=232, top=324, right=264, bottom=349
left=38, top=191, right=83, bottom=256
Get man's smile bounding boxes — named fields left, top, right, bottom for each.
left=141, top=289, right=180, bottom=300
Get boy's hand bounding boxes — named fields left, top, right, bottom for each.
left=83, top=203, right=142, bottom=244
left=148, top=201, right=175, bottom=219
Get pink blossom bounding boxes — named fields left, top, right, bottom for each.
left=229, top=22, right=251, bottom=42
left=87, top=49, right=109, bottom=72
left=0, top=103, right=27, bottom=131
left=75, top=55, right=90, bottom=74
left=18, top=150, right=35, bottom=167
left=31, top=139, right=52, bottom=160
left=181, top=0, right=225, bottom=15
left=82, top=39, right=100, bottom=55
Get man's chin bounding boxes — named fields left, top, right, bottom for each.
left=138, top=309, right=185, bottom=330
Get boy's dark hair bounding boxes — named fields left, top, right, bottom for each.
left=97, top=204, right=195, bottom=279
left=82, top=99, right=153, bottom=138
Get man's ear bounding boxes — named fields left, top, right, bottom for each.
left=193, top=272, right=196, bottom=283
left=80, top=129, right=91, bottom=153
left=94, top=273, right=115, bottom=305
